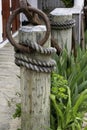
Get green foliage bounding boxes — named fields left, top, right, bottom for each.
left=50, top=46, right=87, bottom=130
left=50, top=72, right=87, bottom=130
left=84, top=126, right=87, bottom=130
left=51, top=73, right=68, bottom=100
left=13, top=46, right=87, bottom=130
left=61, top=0, right=74, bottom=7
left=13, top=103, right=21, bottom=119
left=53, top=49, right=70, bottom=78
left=54, top=46, right=87, bottom=94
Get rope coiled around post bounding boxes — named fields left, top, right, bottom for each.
left=20, top=40, right=56, bottom=55
left=49, top=14, right=75, bottom=30
left=15, top=39, right=56, bottom=73
left=50, top=19, right=76, bottom=30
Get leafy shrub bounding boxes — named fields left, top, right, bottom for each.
left=51, top=46, right=87, bottom=129
left=54, top=46, right=87, bottom=97
left=61, top=0, right=74, bottom=7
left=50, top=72, right=87, bottom=130
left=13, top=103, right=21, bottom=119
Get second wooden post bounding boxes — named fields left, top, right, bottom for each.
left=50, top=8, right=75, bottom=53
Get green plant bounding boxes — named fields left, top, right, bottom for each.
left=61, top=0, right=74, bottom=7
left=13, top=103, right=21, bottom=130
left=51, top=46, right=87, bottom=129
left=50, top=72, right=87, bottom=130
left=54, top=46, right=87, bottom=94
left=13, top=103, right=21, bottom=119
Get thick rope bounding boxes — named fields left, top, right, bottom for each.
left=20, top=39, right=56, bottom=55
left=15, top=55, right=56, bottom=73
left=15, top=53, right=56, bottom=67
left=50, top=19, right=76, bottom=30
left=49, top=14, right=75, bottom=30
left=15, top=40, right=56, bottom=73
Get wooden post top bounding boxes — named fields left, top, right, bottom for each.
left=50, top=8, right=72, bottom=16
left=19, top=25, right=46, bottom=32
left=50, top=7, right=83, bottom=16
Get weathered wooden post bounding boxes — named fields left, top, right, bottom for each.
left=50, top=8, right=75, bottom=53
left=16, top=25, right=56, bottom=130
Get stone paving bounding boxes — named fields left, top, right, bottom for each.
left=0, top=41, right=21, bottom=130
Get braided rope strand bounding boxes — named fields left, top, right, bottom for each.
left=20, top=40, right=57, bottom=55
left=49, top=14, right=76, bottom=30
left=15, top=53, right=56, bottom=67
left=15, top=59, right=55, bottom=73
left=15, top=40, right=56, bottom=73
left=51, top=19, right=76, bottom=30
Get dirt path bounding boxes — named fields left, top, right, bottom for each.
left=0, top=42, right=21, bottom=130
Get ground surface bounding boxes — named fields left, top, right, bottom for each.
left=0, top=41, right=21, bottom=130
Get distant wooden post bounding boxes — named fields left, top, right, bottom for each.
left=18, top=25, right=52, bottom=130
left=50, top=8, right=74, bottom=53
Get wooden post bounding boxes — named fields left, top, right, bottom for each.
left=73, top=0, right=84, bottom=45
left=19, top=25, right=51, bottom=130
left=50, top=8, right=73, bottom=53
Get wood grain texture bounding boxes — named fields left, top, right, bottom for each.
left=50, top=9, right=72, bottom=53
left=19, top=25, right=51, bottom=130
